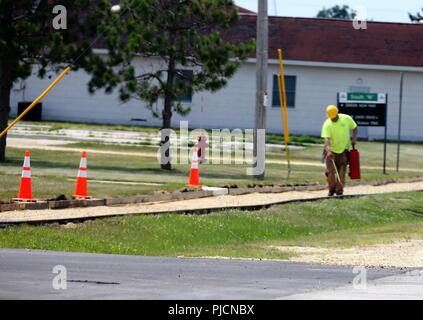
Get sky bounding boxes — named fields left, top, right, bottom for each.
left=235, top=0, right=423, bottom=23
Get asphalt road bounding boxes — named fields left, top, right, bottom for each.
left=0, top=249, right=410, bottom=300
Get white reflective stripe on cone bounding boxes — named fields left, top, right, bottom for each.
left=79, top=158, right=87, bottom=168
left=191, top=161, right=199, bottom=169
left=23, top=157, right=30, bottom=167
left=77, top=170, right=87, bottom=178
left=21, top=170, right=31, bottom=178
left=192, top=148, right=198, bottom=161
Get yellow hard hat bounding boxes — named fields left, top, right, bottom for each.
left=326, top=105, right=339, bottom=119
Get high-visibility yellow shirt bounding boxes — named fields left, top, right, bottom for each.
left=321, top=113, right=357, bottom=154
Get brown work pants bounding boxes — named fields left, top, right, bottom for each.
left=326, top=150, right=349, bottom=194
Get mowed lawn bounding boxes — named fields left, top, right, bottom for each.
left=1, top=192, right=423, bottom=258
left=1, top=121, right=423, bottom=201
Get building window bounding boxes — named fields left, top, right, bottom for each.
left=272, top=75, right=296, bottom=108
left=175, top=70, right=193, bottom=103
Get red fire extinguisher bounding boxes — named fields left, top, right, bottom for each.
left=349, top=143, right=361, bottom=180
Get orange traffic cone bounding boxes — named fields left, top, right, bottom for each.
left=188, top=147, right=201, bottom=188
left=74, top=151, right=91, bottom=199
left=14, top=151, right=35, bottom=202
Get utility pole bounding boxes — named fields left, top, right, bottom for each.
left=253, top=0, right=268, bottom=180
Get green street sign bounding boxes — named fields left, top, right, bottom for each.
left=347, top=93, right=377, bottom=101
left=338, top=92, right=386, bottom=104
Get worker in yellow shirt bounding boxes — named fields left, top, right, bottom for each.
left=321, top=105, right=358, bottom=196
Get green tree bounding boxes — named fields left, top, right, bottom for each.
left=409, top=9, right=423, bottom=22
left=0, top=0, right=98, bottom=161
left=316, top=4, right=357, bottom=20
left=89, top=0, right=255, bottom=170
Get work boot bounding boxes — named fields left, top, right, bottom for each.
left=336, top=191, right=344, bottom=196
left=328, top=190, right=335, bottom=197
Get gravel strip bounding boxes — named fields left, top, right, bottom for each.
left=270, top=240, right=423, bottom=268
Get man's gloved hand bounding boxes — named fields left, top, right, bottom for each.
left=326, top=150, right=334, bottom=160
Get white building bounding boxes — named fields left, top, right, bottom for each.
left=10, top=13, right=423, bottom=141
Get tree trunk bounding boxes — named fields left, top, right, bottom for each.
left=0, top=62, right=12, bottom=162
left=160, top=57, right=176, bottom=170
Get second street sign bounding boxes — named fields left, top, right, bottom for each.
left=337, top=92, right=387, bottom=127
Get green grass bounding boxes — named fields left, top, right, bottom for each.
left=266, top=133, right=324, bottom=146
left=1, top=192, right=423, bottom=259
left=0, top=148, right=186, bottom=200
left=2, top=120, right=423, bottom=201
left=2, top=145, right=420, bottom=201
left=1, top=141, right=423, bottom=201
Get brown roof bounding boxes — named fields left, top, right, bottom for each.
left=228, top=15, right=423, bottom=68
left=236, top=6, right=256, bottom=15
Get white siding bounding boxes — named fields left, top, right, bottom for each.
left=266, top=64, right=423, bottom=141
left=10, top=58, right=423, bottom=141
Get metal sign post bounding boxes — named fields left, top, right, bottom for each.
left=383, top=95, right=388, bottom=174
left=277, top=49, right=291, bottom=177
left=396, top=72, right=404, bottom=172
left=338, top=92, right=388, bottom=174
